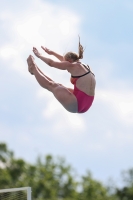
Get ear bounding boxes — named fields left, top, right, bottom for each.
left=68, top=59, right=74, bottom=63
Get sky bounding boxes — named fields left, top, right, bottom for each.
left=0, top=0, right=133, bottom=187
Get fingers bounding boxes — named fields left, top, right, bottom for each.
left=32, top=47, right=41, bottom=58
left=33, top=47, right=39, bottom=53
left=32, top=47, right=43, bottom=58
left=36, top=46, right=49, bottom=53
left=33, top=46, right=45, bottom=51
left=41, top=46, right=47, bottom=51
left=33, top=47, right=37, bottom=52
left=41, top=46, right=49, bottom=51
left=33, top=47, right=37, bottom=50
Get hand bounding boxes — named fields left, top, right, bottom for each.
left=33, top=47, right=42, bottom=58
left=41, top=46, right=53, bottom=55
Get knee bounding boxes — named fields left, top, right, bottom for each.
left=53, top=86, right=71, bottom=102
left=46, top=81, right=58, bottom=91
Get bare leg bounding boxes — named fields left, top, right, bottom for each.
left=27, top=55, right=53, bottom=81
left=37, top=67, right=53, bottom=81
left=27, top=55, right=54, bottom=90
left=27, top=55, right=78, bottom=113
left=67, top=88, right=74, bottom=93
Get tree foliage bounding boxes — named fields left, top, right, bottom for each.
left=0, top=143, right=133, bottom=200
left=115, top=169, right=133, bottom=200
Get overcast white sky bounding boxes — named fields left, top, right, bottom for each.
left=0, top=0, right=133, bottom=186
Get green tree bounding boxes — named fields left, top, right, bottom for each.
left=0, top=143, right=13, bottom=188
left=0, top=143, right=13, bottom=164
left=27, top=155, right=78, bottom=200
left=115, top=169, right=133, bottom=200
left=79, top=171, right=115, bottom=200
left=0, top=143, right=78, bottom=200
left=0, top=143, right=119, bottom=200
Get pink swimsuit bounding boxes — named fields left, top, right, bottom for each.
left=73, top=83, right=94, bottom=113
left=71, top=64, right=95, bottom=113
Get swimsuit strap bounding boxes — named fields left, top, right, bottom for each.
left=71, top=63, right=91, bottom=78
left=71, top=71, right=90, bottom=78
left=80, top=63, right=95, bottom=76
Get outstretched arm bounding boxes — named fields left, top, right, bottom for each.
left=33, top=47, right=72, bottom=70
left=41, top=46, right=64, bottom=61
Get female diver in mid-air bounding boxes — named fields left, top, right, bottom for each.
left=27, top=37, right=96, bottom=113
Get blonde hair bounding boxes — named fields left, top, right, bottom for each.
left=64, top=36, right=84, bottom=62
left=78, top=35, right=84, bottom=59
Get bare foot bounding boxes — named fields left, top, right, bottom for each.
left=27, top=55, right=36, bottom=75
